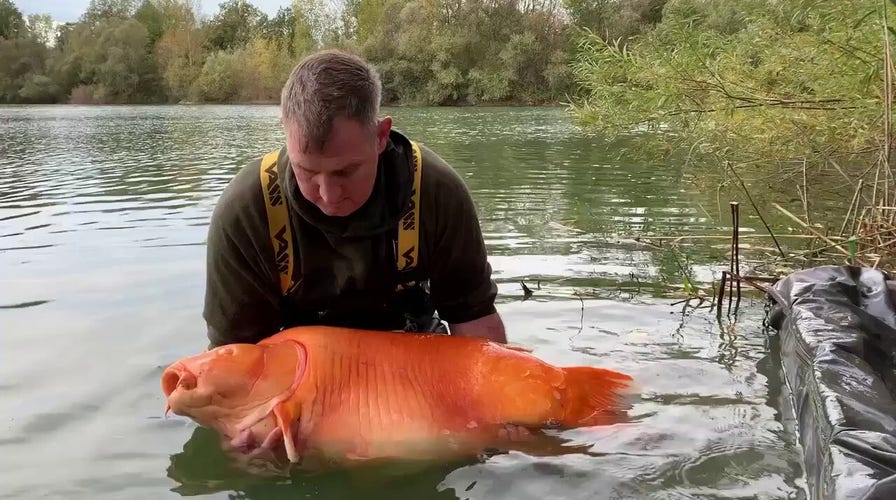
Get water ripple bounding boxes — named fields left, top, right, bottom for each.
left=0, top=105, right=806, bottom=500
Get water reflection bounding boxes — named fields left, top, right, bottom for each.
left=165, top=425, right=605, bottom=499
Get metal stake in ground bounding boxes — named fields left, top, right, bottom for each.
left=728, top=202, right=742, bottom=315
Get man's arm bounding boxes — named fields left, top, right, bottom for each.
left=204, top=222, right=281, bottom=348
left=421, top=146, right=505, bottom=342
left=449, top=311, right=507, bottom=343
left=203, top=167, right=283, bottom=348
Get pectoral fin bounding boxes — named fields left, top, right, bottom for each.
left=273, top=403, right=301, bottom=463
left=503, top=344, right=533, bottom=353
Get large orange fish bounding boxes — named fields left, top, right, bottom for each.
left=161, top=325, right=637, bottom=468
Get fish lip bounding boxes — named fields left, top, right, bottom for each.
left=164, top=390, right=216, bottom=423
left=162, top=363, right=219, bottom=419
left=161, top=362, right=188, bottom=398
left=162, top=363, right=185, bottom=417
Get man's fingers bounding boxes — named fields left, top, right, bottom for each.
left=497, top=424, right=531, bottom=441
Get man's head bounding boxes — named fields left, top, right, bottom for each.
left=280, top=50, right=392, bottom=218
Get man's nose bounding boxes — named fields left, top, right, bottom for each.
left=318, top=176, right=341, bottom=203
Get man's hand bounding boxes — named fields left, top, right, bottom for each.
left=449, top=311, right=507, bottom=343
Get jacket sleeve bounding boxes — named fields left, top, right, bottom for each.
left=422, top=148, right=498, bottom=324
left=202, top=165, right=283, bottom=348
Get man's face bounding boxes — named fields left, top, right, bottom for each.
left=283, top=116, right=392, bottom=217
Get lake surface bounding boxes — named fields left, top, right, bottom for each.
left=0, top=105, right=811, bottom=499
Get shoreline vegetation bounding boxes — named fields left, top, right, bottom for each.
left=0, top=0, right=665, bottom=107
left=564, top=0, right=896, bottom=309
left=4, top=0, right=896, bottom=305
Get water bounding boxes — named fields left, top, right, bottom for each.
left=0, top=105, right=808, bottom=499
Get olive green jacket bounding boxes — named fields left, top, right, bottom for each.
left=202, top=129, right=498, bottom=347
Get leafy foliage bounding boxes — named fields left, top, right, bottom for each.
left=0, top=0, right=25, bottom=40
left=0, top=0, right=666, bottom=104
left=569, top=0, right=896, bottom=166
left=203, top=0, right=264, bottom=52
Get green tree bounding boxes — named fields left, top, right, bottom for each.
left=293, top=0, right=338, bottom=49
left=0, top=37, right=57, bottom=103
left=569, top=0, right=893, bottom=164
left=25, top=14, right=56, bottom=45
left=191, top=49, right=241, bottom=101
left=153, top=0, right=205, bottom=101
left=259, top=6, right=297, bottom=54
left=563, top=0, right=666, bottom=42
left=338, top=0, right=361, bottom=42
left=135, top=0, right=165, bottom=46
left=53, top=18, right=160, bottom=103
left=358, top=0, right=574, bottom=105
left=0, top=0, right=24, bottom=40
left=0, top=4, right=59, bottom=103
left=204, top=0, right=264, bottom=51
left=80, top=0, right=138, bottom=24
left=0, top=0, right=670, bottom=105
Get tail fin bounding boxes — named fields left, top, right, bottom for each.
left=561, top=366, right=638, bottom=427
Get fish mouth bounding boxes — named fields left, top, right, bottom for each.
left=161, top=363, right=211, bottom=417
left=162, top=363, right=192, bottom=398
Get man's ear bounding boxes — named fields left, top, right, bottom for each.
left=376, top=117, right=392, bottom=153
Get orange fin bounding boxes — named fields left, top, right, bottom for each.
left=273, top=403, right=301, bottom=463
left=561, top=366, right=638, bottom=427
left=503, top=344, right=533, bottom=353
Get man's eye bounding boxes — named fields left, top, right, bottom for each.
left=336, top=165, right=360, bottom=177
left=290, top=161, right=314, bottom=175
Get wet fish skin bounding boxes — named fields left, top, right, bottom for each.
left=162, top=325, right=637, bottom=467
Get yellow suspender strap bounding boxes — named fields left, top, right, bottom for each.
left=396, top=141, right=423, bottom=290
left=259, top=148, right=295, bottom=296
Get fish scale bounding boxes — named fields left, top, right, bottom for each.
left=359, top=343, right=425, bottom=453
left=365, top=349, right=376, bottom=454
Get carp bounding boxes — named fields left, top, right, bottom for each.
left=161, top=325, right=637, bottom=467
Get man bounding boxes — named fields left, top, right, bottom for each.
left=202, top=49, right=506, bottom=348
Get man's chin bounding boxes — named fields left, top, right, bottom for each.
left=319, top=203, right=355, bottom=217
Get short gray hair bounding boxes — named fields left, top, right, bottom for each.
left=280, top=49, right=383, bottom=152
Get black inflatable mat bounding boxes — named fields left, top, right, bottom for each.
left=767, top=265, right=896, bottom=500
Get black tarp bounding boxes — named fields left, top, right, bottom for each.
left=766, top=265, right=896, bottom=500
